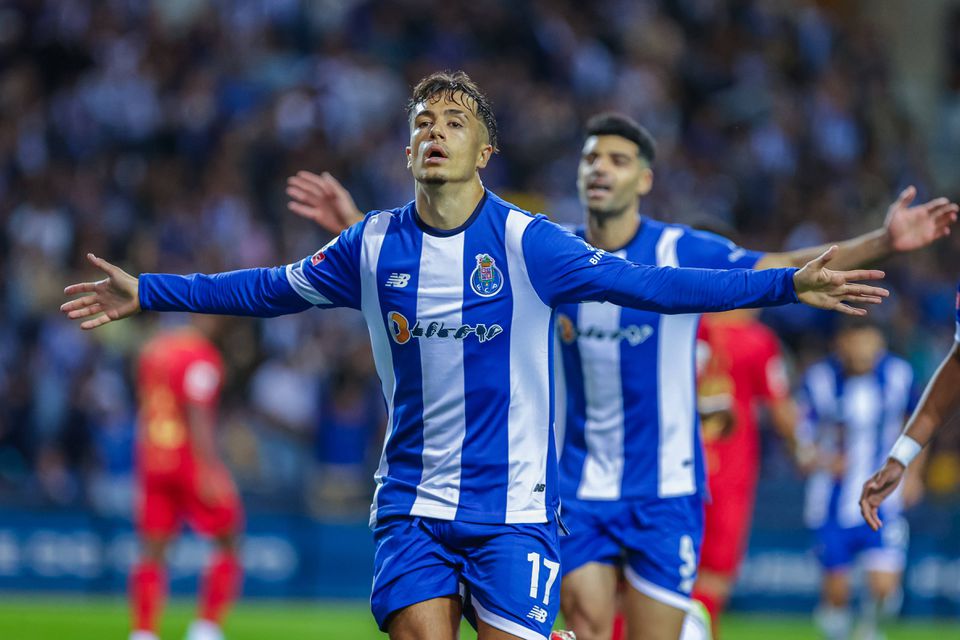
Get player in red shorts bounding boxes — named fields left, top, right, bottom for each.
left=130, top=319, right=243, bottom=640
left=686, top=308, right=799, bottom=639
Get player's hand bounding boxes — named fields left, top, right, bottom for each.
left=286, top=170, right=363, bottom=234
left=883, top=186, right=958, bottom=253
left=860, top=458, right=906, bottom=531
left=793, top=246, right=887, bottom=316
left=60, top=253, right=140, bottom=329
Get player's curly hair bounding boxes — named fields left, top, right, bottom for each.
left=407, top=70, right=499, bottom=152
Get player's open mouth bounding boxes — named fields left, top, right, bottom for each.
left=424, top=145, right=449, bottom=164
left=586, top=182, right=612, bottom=198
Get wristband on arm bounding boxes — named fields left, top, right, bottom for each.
left=888, top=435, right=923, bottom=468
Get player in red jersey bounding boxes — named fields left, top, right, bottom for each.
left=130, top=318, right=243, bottom=640
left=685, top=308, right=799, bottom=639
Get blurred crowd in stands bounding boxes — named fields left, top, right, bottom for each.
left=2, top=0, right=960, bottom=519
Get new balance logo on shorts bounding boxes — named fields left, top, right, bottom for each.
left=527, top=606, right=549, bottom=623
left=385, top=272, right=410, bottom=288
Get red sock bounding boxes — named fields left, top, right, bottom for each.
left=130, top=560, right=167, bottom=632
left=611, top=611, right=626, bottom=640
left=691, top=590, right=723, bottom=638
left=199, top=552, right=242, bottom=623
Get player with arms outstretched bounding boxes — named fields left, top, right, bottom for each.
left=131, top=318, right=242, bottom=640
left=283, top=112, right=952, bottom=640
left=64, top=71, right=887, bottom=640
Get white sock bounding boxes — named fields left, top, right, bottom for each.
left=680, top=613, right=710, bottom=640
left=130, top=632, right=159, bottom=640
left=185, top=619, right=224, bottom=640
left=815, top=604, right=853, bottom=640
left=680, top=600, right=712, bottom=640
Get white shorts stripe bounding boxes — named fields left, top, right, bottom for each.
left=470, top=594, right=550, bottom=640
left=624, top=565, right=692, bottom=613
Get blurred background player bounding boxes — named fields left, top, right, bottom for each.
left=283, top=113, right=950, bottom=640
left=131, top=316, right=243, bottom=640
left=861, top=282, right=960, bottom=527
left=797, top=321, right=921, bottom=640
left=692, top=307, right=798, bottom=638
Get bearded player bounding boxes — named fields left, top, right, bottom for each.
left=130, top=318, right=242, bottom=640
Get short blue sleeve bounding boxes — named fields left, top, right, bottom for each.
left=677, top=228, right=765, bottom=270
left=284, top=217, right=366, bottom=310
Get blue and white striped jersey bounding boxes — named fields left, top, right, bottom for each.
left=799, top=355, right=918, bottom=529
left=556, top=219, right=764, bottom=502
left=139, top=191, right=800, bottom=526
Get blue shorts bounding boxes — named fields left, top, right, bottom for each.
left=814, top=516, right=909, bottom=573
left=371, top=515, right=562, bottom=640
left=560, top=494, right=703, bottom=611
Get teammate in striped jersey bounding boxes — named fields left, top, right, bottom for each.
left=283, top=114, right=954, bottom=640
left=64, top=72, right=887, bottom=640
left=861, top=281, right=960, bottom=525
left=549, top=115, right=952, bottom=640
left=798, top=321, right=920, bottom=640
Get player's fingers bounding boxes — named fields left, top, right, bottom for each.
left=62, top=282, right=98, bottom=298
left=810, top=245, right=838, bottom=269
left=896, top=185, right=916, bottom=208
left=930, top=205, right=958, bottom=227
left=289, top=174, right=325, bottom=198
left=285, top=185, right=312, bottom=203
left=920, top=196, right=950, bottom=212
left=87, top=253, right=119, bottom=278
left=841, top=283, right=888, bottom=298
left=842, top=295, right=883, bottom=305
left=80, top=313, right=113, bottom=330
left=60, top=292, right=102, bottom=312
left=837, top=270, right=886, bottom=284
left=67, top=303, right=104, bottom=319
left=321, top=171, right=346, bottom=192
left=834, top=303, right=867, bottom=316
left=289, top=201, right=323, bottom=220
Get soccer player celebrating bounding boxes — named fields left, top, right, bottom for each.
left=130, top=317, right=242, bottom=640
left=286, top=112, right=952, bottom=640
left=64, top=71, right=887, bottom=640
left=861, top=283, right=960, bottom=526
left=798, top=321, right=921, bottom=640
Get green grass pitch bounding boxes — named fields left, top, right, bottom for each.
left=0, top=597, right=953, bottom=639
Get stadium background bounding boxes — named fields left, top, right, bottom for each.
left=2, top=0, right=960, bottom=636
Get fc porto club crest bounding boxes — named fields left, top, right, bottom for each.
left=470, top=253, right=503, bottom=297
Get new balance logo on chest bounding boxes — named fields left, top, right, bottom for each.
left=385, top=273, right=411, bottom=288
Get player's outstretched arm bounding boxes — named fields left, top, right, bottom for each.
left=287, top=170, right=363, bottom=234
left=791, top=246, right=887, bottom=316
left=757, top=186, right=958, bottom=271
left=61, top=253, right=141, bottom=329
left=523, top=218, right=887, bottom=315
left=860, top=342, right=960, bottom=530
left=62, top=254, right=323, bottom=326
